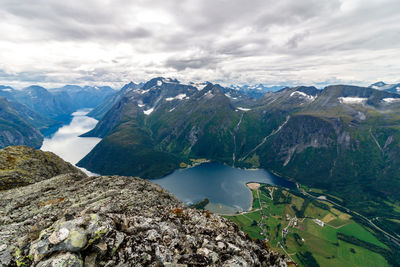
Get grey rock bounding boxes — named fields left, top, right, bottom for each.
left=36, top=252, right=83, bottom=267
left=0, top=170, right=289, bottom=266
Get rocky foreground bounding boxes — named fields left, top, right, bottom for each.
left=0, top=146, right=84, bottom=191
left=0, top=146, right=290, bottom=266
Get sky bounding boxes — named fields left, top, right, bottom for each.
left=0, top=0, right=399, bottom=89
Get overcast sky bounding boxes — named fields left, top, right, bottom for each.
left=0, top=0, right=399, bottom=89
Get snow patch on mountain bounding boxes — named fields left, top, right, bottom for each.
left=237, top=107, right=251, bottom=111
left=224, top=93, right=238, bottom=100
left=338, top=97, right=367, bottom=104
left=204, top=90, right=214, bottom=99
left=192, top=83, right=208, bottom=91
left=157, top=80, right=162, bottom=86
left=140, top=89, right=150, bottom=95
left=144, top=107, right=154, bottom=115
left=166, top=94, right=188, bottom=101
left=162, top=78, right=180, bottom=85
left=382, top=98, right=400, bottom=103
left=290, top=91, right=316, bottom=101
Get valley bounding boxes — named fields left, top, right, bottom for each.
left=225, top=183, right=393, bottom=267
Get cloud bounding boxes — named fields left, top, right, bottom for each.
left=0, top=0, right=399, bottom=88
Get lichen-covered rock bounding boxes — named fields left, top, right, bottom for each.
left=35, top=252, right=83, bottom=267
left=0, top=172, right=289, bottom=266
left=0, top=146, right=86, bottom=190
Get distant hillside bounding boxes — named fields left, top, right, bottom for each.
left=0, top=97, right=44, bottom=149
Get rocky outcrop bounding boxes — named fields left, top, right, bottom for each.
left=0, top=146, right=85, bottom=190
left=0, top=158, right=289, bottom=266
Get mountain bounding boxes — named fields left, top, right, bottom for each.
left=0, top=97, right=44, bottom=149
left=369, top=81, right=400, bottom=94
left=1, top=84, right=115, bottom=124
left=78, top=81, right=242, bottom=177
left=78, top=80, right=400, bottom=244
left=249, top=85, right=400, bottom=216
left=0, top=146, right=288, bottom=266
left=13, top=85, right=75, bottom=122
left=52, top=84, right=115, bottom=109
left=0, top=86, right=18, bottom=101
left=79, top=77, right=210, bottom=178
left=87, top=81, right=142, bottom=120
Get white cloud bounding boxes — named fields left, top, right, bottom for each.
left=0, top=0, right=399, bottom=88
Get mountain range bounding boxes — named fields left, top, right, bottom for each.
left=72, top=78, right=400, bottom=241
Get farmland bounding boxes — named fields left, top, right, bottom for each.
left=225, top=184, right=390, bottom=267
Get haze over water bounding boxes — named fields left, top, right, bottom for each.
left=40, top=109, right=101, bottom=175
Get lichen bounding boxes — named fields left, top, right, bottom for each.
left=14, top=248, right=31, bottom=267
left=69, top=229, right=87, bottom=249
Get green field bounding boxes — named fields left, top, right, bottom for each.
left=224, top=184, right=390, bottom=267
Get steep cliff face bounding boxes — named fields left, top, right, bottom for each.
left=0, top=146, right=85, bottom=190
left=0, top=147, right=289, bottom=266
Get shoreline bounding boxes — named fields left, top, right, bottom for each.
left=245, top=182, right=261, bottom=212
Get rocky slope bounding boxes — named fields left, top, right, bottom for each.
left=0, top=147, right=290, bottom=266
left=0, top=146, right=85, bottom=190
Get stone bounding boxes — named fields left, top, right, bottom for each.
left=36, top=252, right=83, bottom=267
left=0, top=244, right=7, bottom=252
left=49, top=228, right=70, bottom=245
left=209, top=252, right=219, bottom=263
left=217, top=241, right=225, bottom=249
left=197, top=247, right=211, bottom=257
left=84, top=253, right=97, bottom=267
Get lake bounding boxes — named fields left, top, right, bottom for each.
left=40, top=109, right=101, bottom=175
left=153, top=162, right=295, bottom=214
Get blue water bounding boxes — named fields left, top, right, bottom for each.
left=153, top=162, right=295, bottom=213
